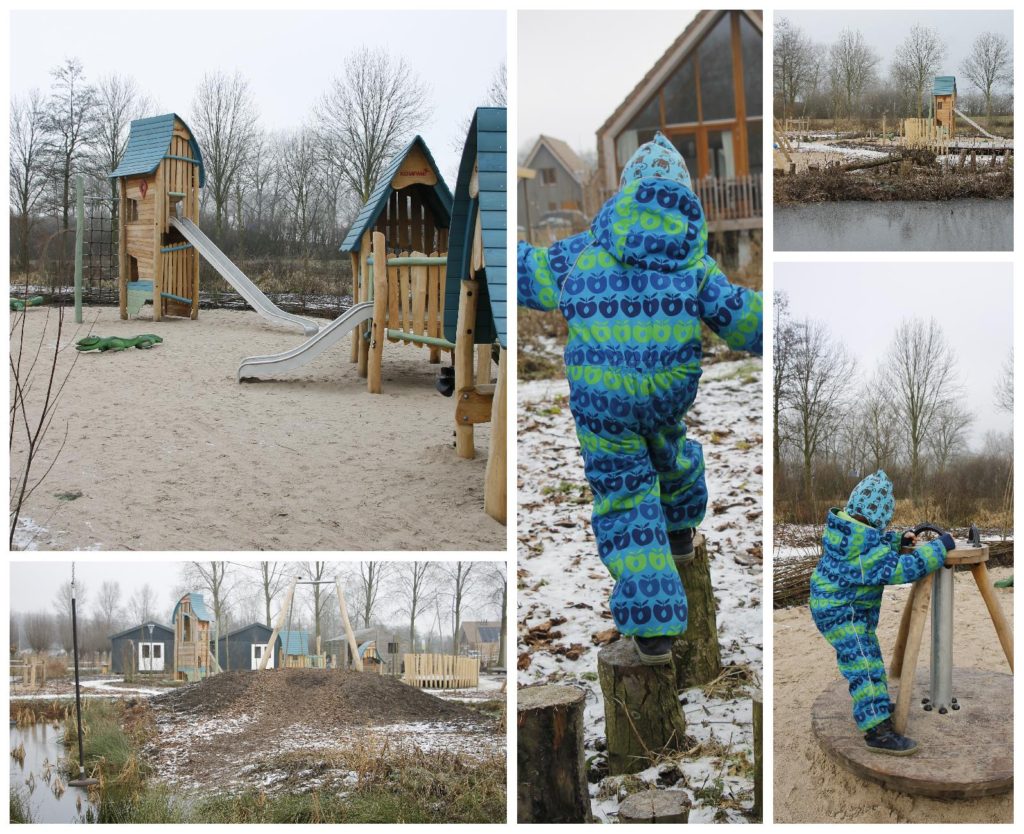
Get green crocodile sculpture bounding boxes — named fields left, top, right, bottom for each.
left=76, top=334, right=164, bottom=352
left=10, top=296, right=44, bottom=311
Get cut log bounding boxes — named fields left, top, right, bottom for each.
left=598, top=639, right=687, bottom=775
left=672, top=534, right=721, bottom=688
left=618, top=789, right=691, bottom=824
left=752, top=688, right=763, bottom=821
left=516, top=685, right=592, bottom=823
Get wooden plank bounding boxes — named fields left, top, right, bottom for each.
left=368, top=232, right=388, bottom=394
left=399, top=252, right=411, bottom=337
left=387, top=260, right=400, bottom=340
left=350, top=252, right=361, bottom=363
left=892, top=574, right=933, bottom=736
left=411, top=254, right=427, bottom=337
left=476, top=344, right=491, bottom=385
left=484, top=348, right=507, bottom=524
left=152, top=163, right=164, bottom=321
left=118, top=181, right=128, bottom=319
left=357, top=232, right=371, bottom=377
left=454, top=279, right=479, bottom=459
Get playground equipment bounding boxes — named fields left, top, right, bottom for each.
left=76, top=334, right=162, bottom=352
left=10, top=296, right=43, bottom=312
left=812, top=524, right=1013, bottom=798
left=172, top=592, right=219, bottom=682
left=402, top=653, right=479, bottom=689
left=110, top=113, right=316, bottom=335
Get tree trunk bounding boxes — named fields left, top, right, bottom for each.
left=752, top=688, right=763, bottom=821
left=671, top=534, right=721, bottom=688
left=516, top=685, right=592, bottom=823
left=618, top=789, right=691, bottom=823
left=598, top=639, right=687, bottom=775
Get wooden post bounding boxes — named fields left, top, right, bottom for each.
left=349, top=251, right=361, bottom=363
left=888, top=579, right=920, bottom=679
left=970, top=562, right=1014, bottom=670
left=671, top=534, right=721, bottom=688
left=190, top=163, right=200, bottom=320
left=357, top=232, right=371, bottom=378
left=152, top=170, right=164, bottom=322
left=618, top=790, right=691, bottom=824
left=118, top=178, right=128, bottom=319
left=752, top=688, right=763, bottom=821
left=260, top=578, right=298, bottom=671
left=454, top=279, right=479, bottom=458
left=597, top=639, right=687, bottom=775
left=367, top=232, right=388, bottom=394
left=892, top=573, right=933, bottom=736
left=476, top=344, right=491, bottom=385
left=517, top=685, right=593, bottom=823
left=334, top=575, right=363, bottom=672
left=484, top=348, right=507, bottom=524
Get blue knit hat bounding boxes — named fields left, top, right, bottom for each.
left=619, top=131, right=692, bottom=190
left=846, top=470, right=895, bottom=530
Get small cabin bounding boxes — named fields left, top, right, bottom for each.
left=110, top=621, right=174, bottom=675
left=933, top=76, right=957, bottom=137
left=458, top=620, right=502, bottom=665
left=109, top=113, right=205, bottom=321
left=216, top=622, right=275, bottom=671
left=172, top=592, right=214, bottom=682
left=278, top=629, right=313, bottom=668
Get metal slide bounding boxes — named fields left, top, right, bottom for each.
left=169, top=216, right=319, bottom=336
left=237, top=301, right=374, bottom=381
left=953, top=109, right=1002, bottom=142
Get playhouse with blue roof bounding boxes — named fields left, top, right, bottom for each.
left=933, top=75, right=957, bottom=137
left=172, top=591, right=215, bottom=681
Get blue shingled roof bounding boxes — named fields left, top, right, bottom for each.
left=443, top=107, right=507, bottom=349
left=279, top=629, right=309, bottom=656
left=110, top=113, right=205, bottom=187
left=172, top=592, right=214, bottom=624
left=933, top=76, right=956, bottom=96
left=339, top=136, right=452, bottom=253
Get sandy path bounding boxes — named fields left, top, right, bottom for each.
left=11, top=306, right=504, bottom=551
left=773, top=566, right=1013, bottom=823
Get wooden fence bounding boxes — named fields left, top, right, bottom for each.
left=403, top=653, right=479, bottom=689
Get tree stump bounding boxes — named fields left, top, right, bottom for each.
left=618, top=789, right=691, bottom=823
left=752, top=688, right=763, bottom=821
left=516, top=685, right=592, bottom=823
left=598, top=639, right=687, bottom=775
left=672, top=534, right=721, bottom=689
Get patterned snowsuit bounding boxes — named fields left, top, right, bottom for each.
left=518, top=134, right=763, bottom=637
left=810, top=509, right=947, bottom=731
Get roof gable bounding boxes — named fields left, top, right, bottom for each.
left=279, top=629, right=309, bottom=655
left=339, top=136, right=453, bottom=253
left=443, top=107, right=507, bottom=349
left=172, top=592, right=214, bottom=624
left=525, top=135, right=586, bottom=184
left=217, top=622, right=273, bottom=642
left=933, top=76, right=956, bottom=96
left=110, top=113, right=205, bottom=187
left=109, top=621, right=174, bottom=641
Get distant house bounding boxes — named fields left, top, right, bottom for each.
left=519, top=135, right=589, bottom=233
left=110, top=622, right=174, bottom=675
left=216, top=622, right=274, bottom=671
left=595, top=10, right=763, bottom=267
left=458, top=620, right=502, bottom=663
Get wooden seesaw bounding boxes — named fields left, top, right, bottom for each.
left=811, top=527, right=1013, bottom=798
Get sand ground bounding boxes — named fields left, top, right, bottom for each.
left=10, top=306, right=504, bottom=551
left=774, top=566, right=1013, bottom=823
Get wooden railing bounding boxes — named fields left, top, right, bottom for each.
left=693, top=174, right=762, bottom=230
left=403, top=653, right=480, bottom=689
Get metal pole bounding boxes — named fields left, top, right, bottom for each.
left=68, top=570, right=97, bottom=787
left=930, top=565, right=955, bottom=712
left=74, top=174, right=84, bottom=324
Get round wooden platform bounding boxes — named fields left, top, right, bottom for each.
left=811, top=667, right=1013, bottom=799
left=943, top=542, right=989, bottom=567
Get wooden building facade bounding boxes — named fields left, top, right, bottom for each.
left=110, top=622, right=174, bottom=675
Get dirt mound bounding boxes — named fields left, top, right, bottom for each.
left=152, top=669, right=478, bottom=727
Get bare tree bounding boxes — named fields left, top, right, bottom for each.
left=828, top=28, right=879, bottom=122
left=774, top=17, right=817, bottom=120
left=24, top=612, right=55, bottom=654
left=444, top=562, right=478, bottom=654
left=882, top=318, right=959, bottom=499
left=355, top=561, right=392, bottom=628
left=994, top=349, right=1013, bottom=413
left=304, top=561, right=331, bottom=648
left=190, top=70, right=258, bottom=238
left=395, top=561, right=437, bottom=651
left=961, top=32, right=1013, bottom=124
left=891, top=25, right=946, bottom=119
left=315, top=46, right=433, bottom=205
left=127, top=583, right=157, bottom=623
left=486, top=61, right=507, bottom=107
left=42, top=58, right=98, bottom=231
left=258, top=561, right=287, bottom=627
left=10, top=90, right=48, bottom=272
left=93, top=73, right=154, bottom=218
left=185, top=562, right=233, bottom=651
left=927, top=401, right=974, bottom=471
left=780, top=318, right=854, bottom=510
left=859, top=386, right=903, bottom=474
left=483, top=563, right=507, bottom=667
left=93, top=580, right=123, bottom=638
left=53, top=579, right=85, bottom=654
left=772, top=291, right=795, bottom=470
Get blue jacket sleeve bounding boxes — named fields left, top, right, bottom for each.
left=517, top=240, right=560, bottom=312
left=862, top=539, right=947, bottom=586
left=696, top=257, right=763, bottom=355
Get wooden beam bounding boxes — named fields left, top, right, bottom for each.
left=260, top=578, right=297, bottom=671
left=368, top=232, right=388, bottom=394
left=334, top=576, right=363, bottom=672
left=454, top=279, right=479, bottom=458
left=484, top=348, right=507, bottom=524
left=456, top=386, right=494, bottom=425
left=118, top=181, right=128, bottom=319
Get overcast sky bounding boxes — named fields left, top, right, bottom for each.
left=778, top=10, right=1014, bottom=94
left=10, top=10, right=505, bottom=184
left=776, top=263, right=1013, bottom=447
left=9, top=560, right=504, bottom=627
left=518, top=10, right=699, bottom=158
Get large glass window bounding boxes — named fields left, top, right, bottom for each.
left=616, top=92, right=660, bottom=166
left=746, top=120, right=763, bottom=176
left=663, top=56, right=698, bottom=125
left=707, top=130, right=736, bottom=179
left=669, top=134, right=699, bottom=181
left=698, top=14, right=734, bottom=121
left=741, top=14, right=762, bottom=118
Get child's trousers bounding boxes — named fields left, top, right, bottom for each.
left=812, top=598, right=890, bottom=731
left=570, top=364, right=706, bottom=637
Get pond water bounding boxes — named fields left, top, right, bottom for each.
left=10, top=722, right=97, bottom=823
left=774, top=199, right=1012, bottom=251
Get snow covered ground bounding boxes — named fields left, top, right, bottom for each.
left=517, top=358, right=763, bottom=823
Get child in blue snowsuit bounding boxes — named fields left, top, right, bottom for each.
left=518, top=133, right=763, bottom=665
left=810, top=470, right=955, bottom=755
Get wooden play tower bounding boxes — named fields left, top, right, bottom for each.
left=110, top=113, right=204, bottom=322
left=172, top=592, right=216, bottom=682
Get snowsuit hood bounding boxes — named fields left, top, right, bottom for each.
left=846, top=470, right=895, bottom=530
left=619, top=131, right=692, bottom=191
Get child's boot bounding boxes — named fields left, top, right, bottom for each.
left=668, top=528, right=695, bottom=560
left=864, top=719, right=918, bottom=756
left=632, top=636, right=674, bottom=666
